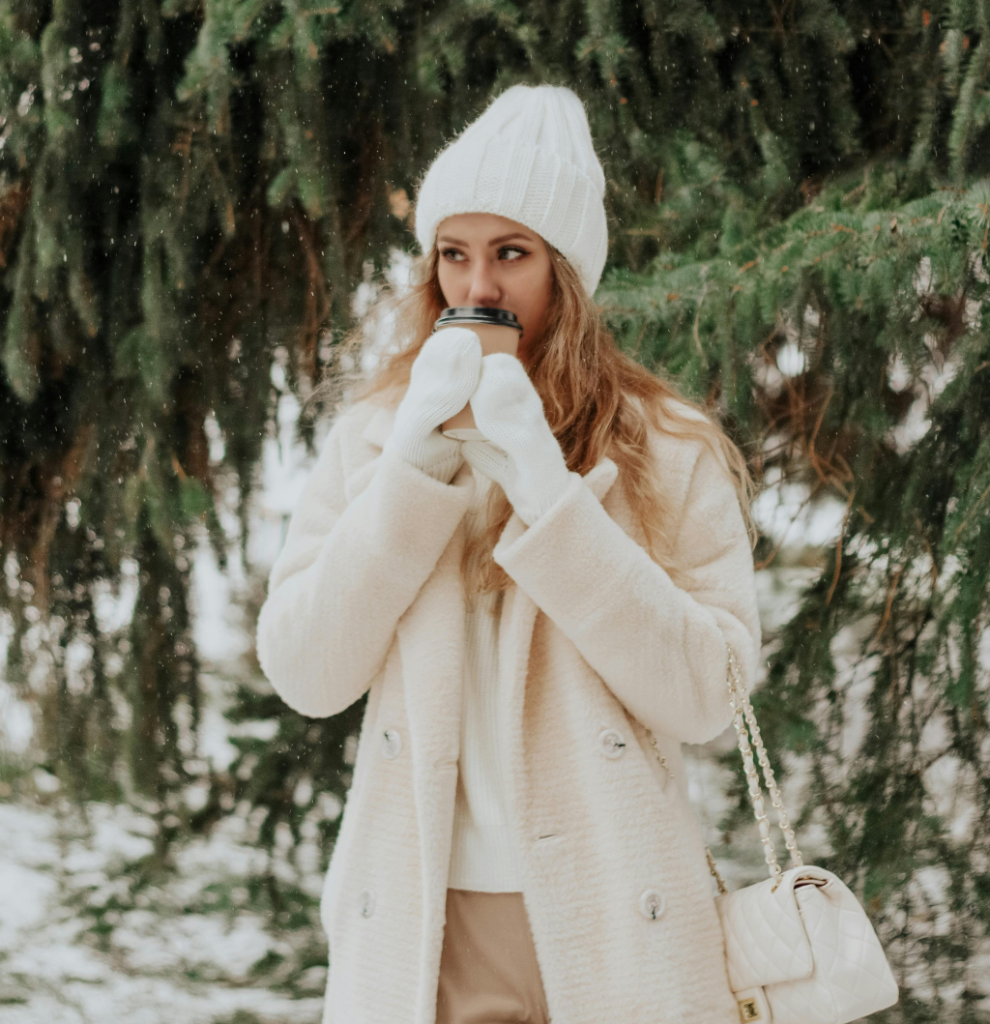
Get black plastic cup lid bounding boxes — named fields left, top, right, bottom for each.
left=434, top=306, right=522, bottom=331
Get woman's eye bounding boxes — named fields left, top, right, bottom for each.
left=440, top=245, right=526, bottom=262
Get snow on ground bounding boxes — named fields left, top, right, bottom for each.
left=0, top=799, right=326, bottom=1024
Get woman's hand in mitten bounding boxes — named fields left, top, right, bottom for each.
left=461, top=353, right=572, bottom=526
left=383, top=327, right=483, bottom=483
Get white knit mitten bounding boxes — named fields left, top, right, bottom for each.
left=461, top=353, right=572, bottom=525
left=383, top=327, right=483, bottom=483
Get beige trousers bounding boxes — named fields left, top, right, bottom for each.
left=435, top=888, right=551, bottom=1024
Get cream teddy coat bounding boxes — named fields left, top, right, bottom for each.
left=255, top=395, right=762, bottom=1024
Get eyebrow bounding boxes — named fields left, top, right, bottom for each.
left=436, top=232, right=534, bottom=246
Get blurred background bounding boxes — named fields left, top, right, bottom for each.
left=1, top=1, right=989, bottom=1022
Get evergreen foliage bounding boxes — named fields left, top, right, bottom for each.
left=1, top=0, right=988, bottom=1016
left=600, top=174, right=990, bottom=1019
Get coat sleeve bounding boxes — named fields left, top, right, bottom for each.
left=255, top=412, right=473, bottom=719
left=492, top=442, right=761, bottom=745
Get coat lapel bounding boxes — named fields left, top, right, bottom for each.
left=496, top=457, right=619, bottom=829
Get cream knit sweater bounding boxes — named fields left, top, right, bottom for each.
left=447, top=464, right=524, bottom=892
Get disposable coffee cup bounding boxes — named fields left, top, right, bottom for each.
left=434, top=307, right=523, bottom=440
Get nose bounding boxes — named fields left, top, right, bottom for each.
left=466, top=260, right=503, bottom=307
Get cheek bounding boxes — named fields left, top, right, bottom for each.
left=436, top=265, right=455, bottom=305
left=520, top=265, right=553, bottom=331
left=436, top=260, right=472, bottom=306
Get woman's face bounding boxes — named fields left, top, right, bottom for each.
left=435, top=213, right=554, bottom=361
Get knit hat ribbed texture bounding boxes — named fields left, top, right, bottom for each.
left=414, top=85, right=608, bottom=297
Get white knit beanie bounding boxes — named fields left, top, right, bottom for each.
left=414, top=84, right=608, bottom=297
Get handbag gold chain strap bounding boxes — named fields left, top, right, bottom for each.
left=649, top=645, right=804, bottom=895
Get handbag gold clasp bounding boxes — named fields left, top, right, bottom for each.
left=737, top=996, right=763, bottom=1021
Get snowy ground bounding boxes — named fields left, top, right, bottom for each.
left=0, top=800, right=326, bottom=1024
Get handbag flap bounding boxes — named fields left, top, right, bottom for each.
left=715, top=866, right=828, bottom=991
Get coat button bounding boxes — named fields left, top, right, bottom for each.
left=598, top=728, right=627, bottom=759
left=638, top=888, right=665, bottom=920
left=381, top=728, right=402, bottom=760
left=359, top=888, right=376, bottom=918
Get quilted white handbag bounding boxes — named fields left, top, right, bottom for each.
left=652, top=647, right=899, bottom=1024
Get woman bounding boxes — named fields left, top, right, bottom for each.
left=256, top=85, right=761, bottom=1024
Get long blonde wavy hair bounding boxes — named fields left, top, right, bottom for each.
left=325, top=242, right=755, bottom=600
